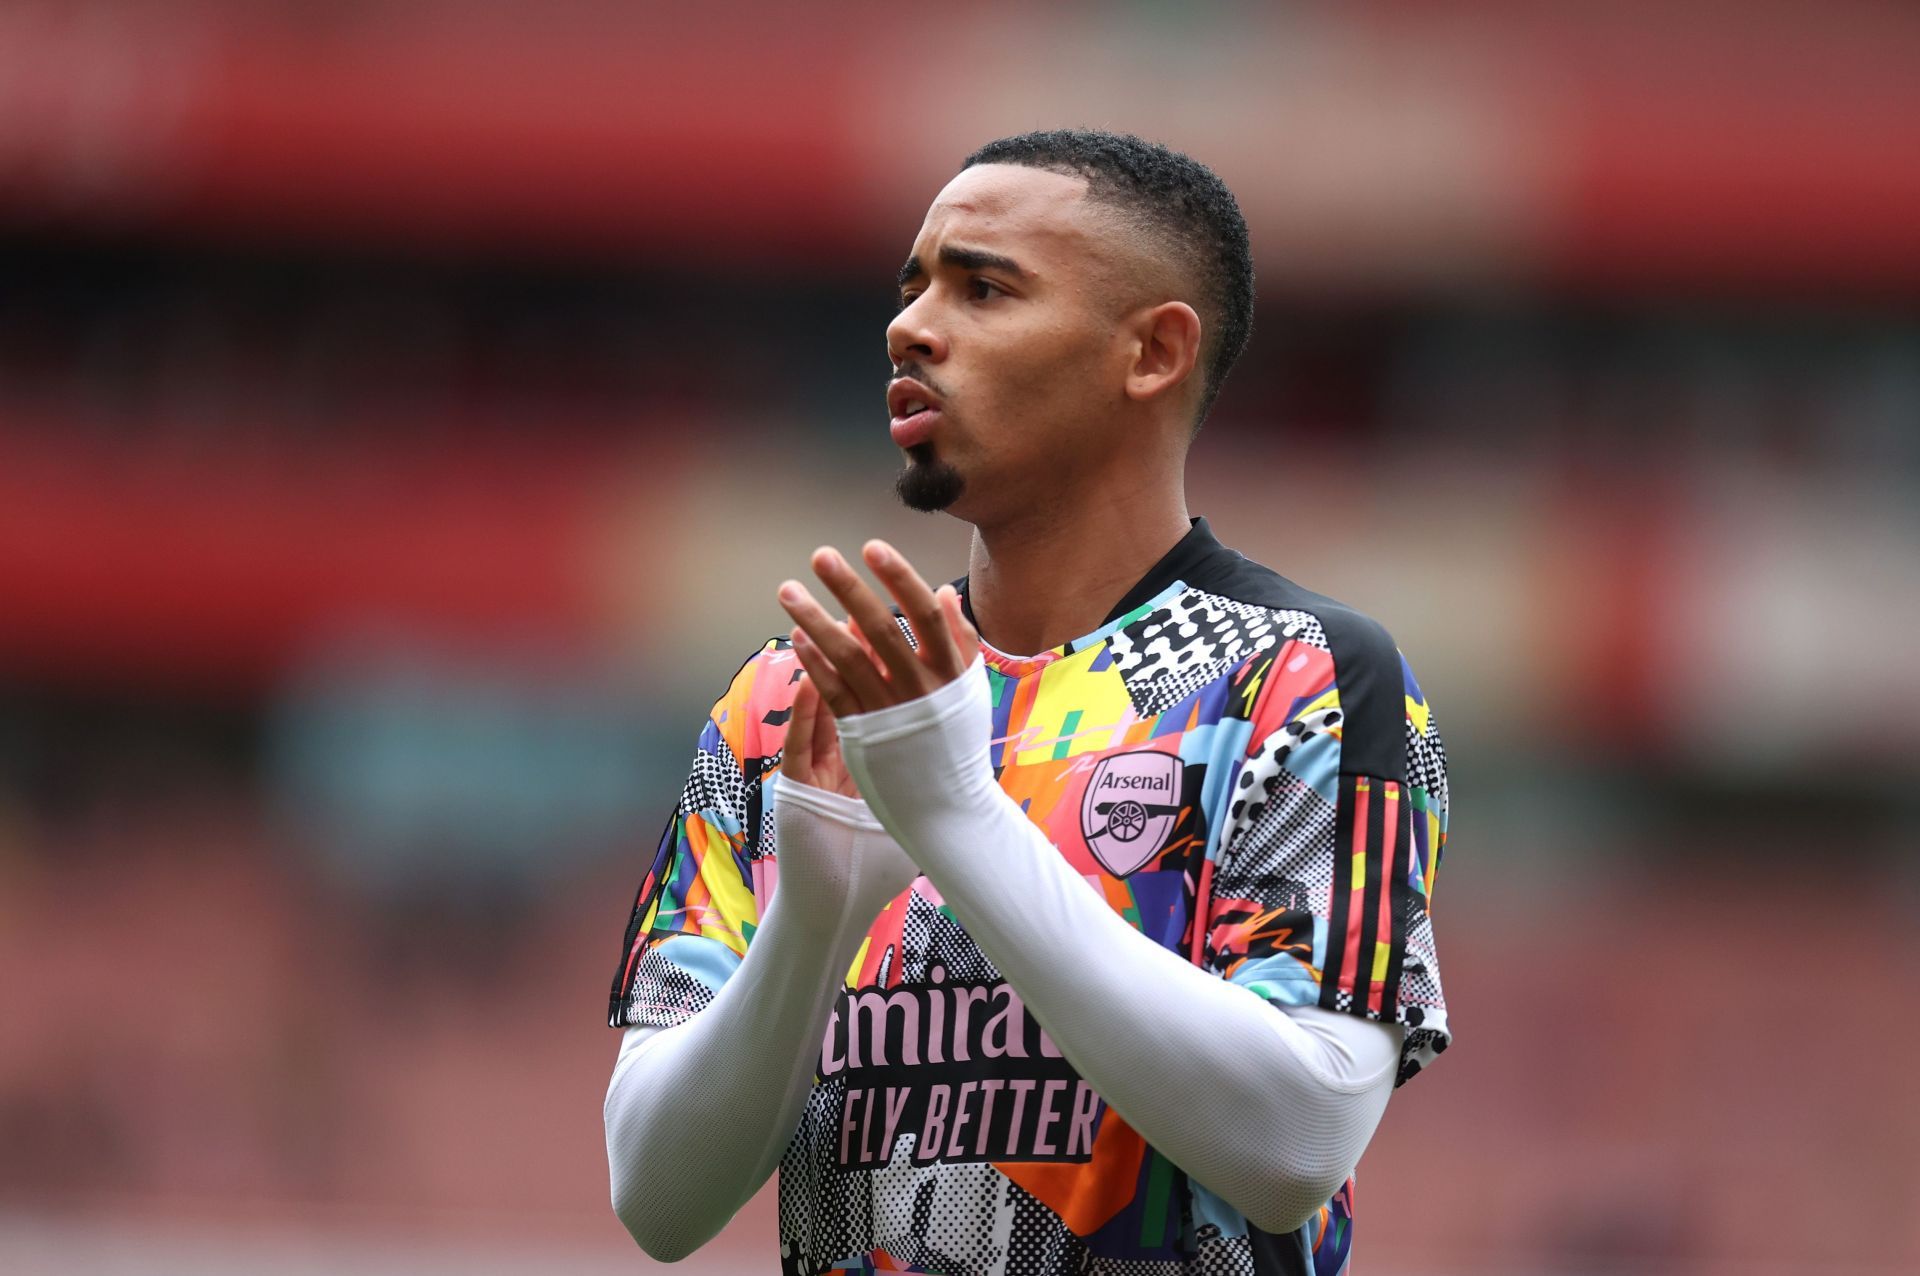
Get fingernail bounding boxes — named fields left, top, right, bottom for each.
left=867, top=541, right=892, bottom=565
left=779, top=582, right=800, bottom=603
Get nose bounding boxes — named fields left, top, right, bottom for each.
left=886, top=296, right=948, bottom=369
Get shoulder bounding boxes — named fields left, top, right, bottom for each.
left=1173, top=542, right=1423, bottom=782
left=701, top=637, right=805, bottom=778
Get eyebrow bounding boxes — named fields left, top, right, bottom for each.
left=896, top=245, right=1030, bottom=289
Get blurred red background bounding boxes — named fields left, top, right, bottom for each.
left=1, top=2, right=1915, bottom=1272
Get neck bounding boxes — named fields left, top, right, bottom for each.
left=965, top=484, right=1191, bottom=657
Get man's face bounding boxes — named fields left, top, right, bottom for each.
left=886, top=164, right=1130, bottom=521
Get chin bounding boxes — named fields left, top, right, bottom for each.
left=894, top=445, right=966, bottom=513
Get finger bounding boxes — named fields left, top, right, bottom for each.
left=810, top=547, right=921, bottom=692
left=790, top=625, right=862, bottom=718
left=939, top=584, right=981, bottom=667
left=845, top=615, right=882, bottom=666
left=862, top=540, right=956, bottom=680
left=779, top=579, right=889, bottom=709
left=785, top=670, right=817, bottom=784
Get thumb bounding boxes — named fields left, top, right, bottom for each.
left=939, top=585, right=981, bottom=668
left=785, top=672, right=818, bottom=783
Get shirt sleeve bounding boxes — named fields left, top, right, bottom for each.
left=606, top=641, right=791, bottom=1029
left=1198, top=614, right=1453, bottom=1087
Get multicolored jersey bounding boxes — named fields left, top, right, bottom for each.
left=608, top=517, right=1452, bottom=1275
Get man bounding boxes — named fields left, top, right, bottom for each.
left=604, top=130, right=1451, bottom=1275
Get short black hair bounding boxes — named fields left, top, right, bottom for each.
left=961, top=129, right=1254, bottom=428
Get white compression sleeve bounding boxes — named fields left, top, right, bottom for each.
left=836, top=659, right=1403, bottom=1236
left=604, top=782, right=915, bottom=1261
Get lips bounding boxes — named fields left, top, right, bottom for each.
left=888, top=377, right=942, bottom=448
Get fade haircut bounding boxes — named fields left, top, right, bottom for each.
left=961, top=129, right=1255, bottom=429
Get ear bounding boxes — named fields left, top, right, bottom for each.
left=1121, top=301, right=1204, bottom=407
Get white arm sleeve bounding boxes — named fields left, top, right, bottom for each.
left=603, top=783, right=911, bottom=1262
left=836, top=659, right=1401, bottom=1236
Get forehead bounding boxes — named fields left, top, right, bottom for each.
left=908, top=164, right=1098, bottom=265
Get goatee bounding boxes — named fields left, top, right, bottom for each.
left=894, top=445, right=965, bottom=512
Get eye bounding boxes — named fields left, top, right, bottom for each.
left=967, top=277, right=1002, bottom=300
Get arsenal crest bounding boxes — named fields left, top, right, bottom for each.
left=1080, top=749, right=1184, bottom=877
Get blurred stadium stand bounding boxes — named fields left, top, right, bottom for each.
left=0, top=2, right=1915, bottom=1272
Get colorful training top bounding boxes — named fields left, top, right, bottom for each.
left=608, top=517, right=1452, bottom=1276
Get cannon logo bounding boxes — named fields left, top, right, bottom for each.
left=1080, top=749, right=1184, bottom=877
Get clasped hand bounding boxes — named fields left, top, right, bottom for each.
left=775, top=540, right=980, bottom=798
